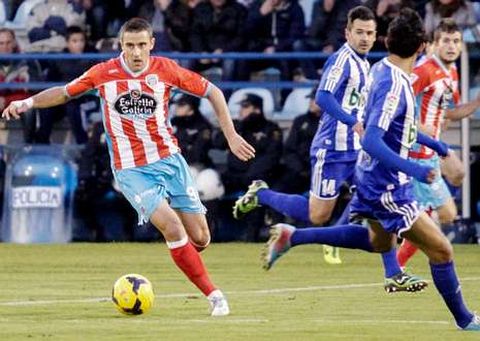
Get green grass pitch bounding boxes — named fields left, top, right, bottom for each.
left=1, top=243, right=479, bottom=340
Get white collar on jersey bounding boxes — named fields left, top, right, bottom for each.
left=383, top=57, right=411, bottom=81
left=119, top=52, right=150, bottom=77
left=344, top=43, right=368, bottom=64
left=431, top=53, right=453, bottom=75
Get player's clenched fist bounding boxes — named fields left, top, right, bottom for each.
left=2, top=98, right=33, bottom=120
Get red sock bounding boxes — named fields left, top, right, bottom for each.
left=169, top=240, right=216, bottom=296
left=397, top=239, right=418, bottom=267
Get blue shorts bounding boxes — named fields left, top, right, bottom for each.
left=350, top=182, right=421, bottom=236
left=411, top=156, right=451, bottom=210
left=113, top=153, right=206, bottom=224
left=310, top=148, right=356, bottom=200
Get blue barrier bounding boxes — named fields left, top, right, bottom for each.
left=0, top=51, right=387, bottom=61
left=1, top=145, right=77, bottom=243
left=0, top=51, right=478, bottom=61
left=0, top=50, right=478, bottom=90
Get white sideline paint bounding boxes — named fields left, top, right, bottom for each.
left=1, top=276, right=480, bottom=307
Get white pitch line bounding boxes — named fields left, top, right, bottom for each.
left=1, top=276, right=480, bottom=307
left=311, top=319, right=450, bottom=325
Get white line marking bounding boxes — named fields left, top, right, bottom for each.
left=1, top=276, right=480, bottom=307
left=311, top=319, right=450, bottom=325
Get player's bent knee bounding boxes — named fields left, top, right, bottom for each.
left=450, top=170, right=465, bottom=187
left=432, top=241, right=454, bottom=263
left=190, top=234, right=211, bottom=252
left=438, top=207, right=457, bottom=225
left=153, top=220, right=186, bottom=240
left=370, top=239, right=394, bottom=253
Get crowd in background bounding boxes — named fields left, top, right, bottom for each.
left=0, top=0, right=480, bottom=241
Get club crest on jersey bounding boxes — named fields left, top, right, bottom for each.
left=145, top=74, right=158, bottom=90
left=114, top=90, right=157, bottom=119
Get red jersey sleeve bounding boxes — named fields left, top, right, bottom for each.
left=160, top=58, right=210, bottom=97
left=452, top=69, right=461, bottom=105
left=65, top=63, right=103, bottom=97
left=412, top=63, right=431, bottom=96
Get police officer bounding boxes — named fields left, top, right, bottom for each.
left=75, top=122, right=136, bottom=241
left=217, top=93, right=283, bottom=193
left=277, top=88, right=321, bottom=194
left=171, top=94, right=214, bottom=169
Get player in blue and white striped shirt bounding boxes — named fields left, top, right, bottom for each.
left=235, top=6, right=426, bottom=291
left=234, top=6, right=375, bottom=264
left=263, top=9, right=480, bottom=331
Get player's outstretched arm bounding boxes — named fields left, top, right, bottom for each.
left=446, top=95, right=480, bottom=120
left=2, top=86, right=69, bottom=120
left=362, top=126, right=436, bottom=183
left=416, top=131, right=449, bottom=157
left=206, top=85, right=256, bottom=162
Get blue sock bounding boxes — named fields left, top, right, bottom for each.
left=257, top=189, right=310, bottom=223
left=290, top=224, right=373, bottom=251
left=430, top=261, right=473, bottom=328
left=381, top=249, right=402, bottom=278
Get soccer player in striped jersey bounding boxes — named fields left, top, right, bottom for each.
left=262, top=9, right=479, bottom=330
left=2, top=18, right=256, bottom=317
left=234, top=6, right=427, bottom=293
left=235, top=6, right=374, bottom=264
left=397, top=19, right=480, bottom=267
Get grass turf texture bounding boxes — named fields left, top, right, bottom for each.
left=0, top=243, right=479, bottom=340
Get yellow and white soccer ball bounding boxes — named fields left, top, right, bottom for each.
left=111, top=274, right=155, bottom=315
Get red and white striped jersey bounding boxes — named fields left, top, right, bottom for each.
left=410, top=54, right=460, bottom=159
left=65, top=54, right=211, bottom=169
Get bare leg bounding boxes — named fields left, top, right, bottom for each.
left=176, top=211, right=211, bottom=251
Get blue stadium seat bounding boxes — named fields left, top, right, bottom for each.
left=5, top=0, right=43, bottom=30
left=0, top=1, right=6, bottom=25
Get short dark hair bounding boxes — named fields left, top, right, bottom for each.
left=0, top=27, right=16, bottom=40
left=347, top=6, right=376, bottom=29
left=66, top=26, right=85, bottom=41
left=119, top=18, right=153, bottom=40
left=386, top=8, right=425, bottom=58
left=433, top=18, right=461, bottom=42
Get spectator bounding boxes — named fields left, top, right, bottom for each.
left=27, top=0, right=86, bottom=52
left=215, top=93, right=283, bottom=193
left=364, top=0, right=415, bottom=51
left=307, top=0, right=361, bottom=53
left=75, top=121, right=136, bottom=241
left=424, top=0, right=476, bottom=35
left=241, top=0, right=305, bottom=81
left=214, top=93, right=283, bottom=241
left=138, top=0, right=192, bottom=52
left=171, top=94, right=214, bottom=169
left=74, top=0, right=108, bottom=41
left=275, top=88, right=320, bottom=195
left=295, top=0, right=361, bottom=78
left=0, top=28, right=42, bottom=143
left=189, top=0, right=247, bottom=80
left=36, top=26, right=100, bottom=144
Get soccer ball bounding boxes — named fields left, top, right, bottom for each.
left=111, top=274, right=155, bottom=315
